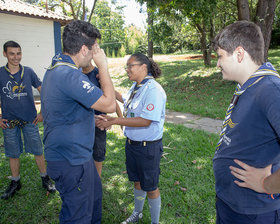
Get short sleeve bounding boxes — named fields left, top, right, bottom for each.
left=60, top=69, right=103, bottom=109
left=140, top=86, right=166, bottom=122
left=29, top=67, right=42, bottom=88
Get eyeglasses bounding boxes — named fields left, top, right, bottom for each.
left=124, top=63, right=142, bottom=70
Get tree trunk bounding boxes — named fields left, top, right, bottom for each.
left=254, top=0, right=276, bottom=61
left=88, top=0, right=98, bottom=22
left=237, top=0, right=250, bottom=20
left=147, top=9, right=153, bottom=58
left=196, top=22, right=211, bottom=66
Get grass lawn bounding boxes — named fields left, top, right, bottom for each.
left=0, top=123, right=218, bottom=224
left=1, top=49, right=280, bottom=223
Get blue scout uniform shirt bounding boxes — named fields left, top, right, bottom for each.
left=0, top=65, right=41, bottom=122
left=41, top=54, right=103, bottom=165
left=84, top=67, right=104, bottom=116
left=213, top=63, right=280, bottom=215
left=123, top=78, right=166, bottom=141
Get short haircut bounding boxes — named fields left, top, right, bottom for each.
left=213, top=20, right=264, bottom=65
left=3, top=41, right=21, bottom=53
left=63, top=20, right=101, bottom=55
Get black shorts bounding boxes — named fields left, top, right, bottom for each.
left=125, top=138, right=163, bottom=192
left=93, top=127, right=107, bottom=162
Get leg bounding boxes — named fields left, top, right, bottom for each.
left=1, top=127, right=22, bottom=200
left=47, top=159, right=99, bottom=223
left=94, top=161, right=103, bottom=177
left=34, top=154, right=46, bottom=174
left=9, top=157, right=20, bottom=177
left=93, top=127, right=107, bottom=177
left=147, top=188, right=161, bottom=224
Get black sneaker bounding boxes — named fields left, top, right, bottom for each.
left=121, top=212, right=143, bottom=223
left=41, top=175, right=56, bottom=193
left=1, top=180, right=21, bottom=200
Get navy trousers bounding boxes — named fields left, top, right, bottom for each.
left=47, top=158, right=102, bottom=224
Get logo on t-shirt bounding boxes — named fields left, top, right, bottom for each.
left=2, top=81, right=27, bottom=99
left=82, top=80, right=95, bottom=93
left=146, top=104, right=154, bottom=111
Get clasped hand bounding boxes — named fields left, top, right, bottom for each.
left=95, top=114, right=114, bottom=131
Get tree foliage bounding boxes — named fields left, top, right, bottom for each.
left=90, top=0, right=125, bottom=57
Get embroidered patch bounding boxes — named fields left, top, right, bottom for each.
left=146, top=104, right=154, bottom=111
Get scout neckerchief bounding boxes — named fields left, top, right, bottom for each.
left=47, top=53, right=78, bottom=71
left=4, top=64, right=24, bottom=100
left=216, top=62, right=280, bottom=151
left=123, top=74, right=154, bottom=117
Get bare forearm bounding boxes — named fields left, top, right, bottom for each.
left=111, top=117, right=151, bottom=127
left=115, top=90, right=124, bottom=103
left=98, top=67, right=115, bottom=108
left=264, top=169, right=280, bottom=194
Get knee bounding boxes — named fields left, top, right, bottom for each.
left=134, top=182, right=141, bottom=190
left=147, top=188, right=160, bottom=199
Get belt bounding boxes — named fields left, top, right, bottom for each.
left=127, top=138, right=162, bottom=147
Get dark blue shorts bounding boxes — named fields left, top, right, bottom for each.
left=216, top=196, right=280, bottom=224
left=125, top=138, right=163, bottom=192
left=47, top=158, right=102, bottom=224
left=93, top=127, right=106, bottom=162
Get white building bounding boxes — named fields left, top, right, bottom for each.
left=0, top=0, right=72, bottom=89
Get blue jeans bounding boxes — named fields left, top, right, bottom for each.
left=216, top=196, right=280, bottom=224
left=3, top=123, right=43, bottom=158
left=47, top=158, right=102, bottom=224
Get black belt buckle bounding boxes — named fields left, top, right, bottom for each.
left=127, top=138, right=161, bottom=147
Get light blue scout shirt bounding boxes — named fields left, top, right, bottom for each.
left=123, top=78, right=166, bottom=141
left=0, top=65, right=41, bottom=122
left=41, top=54, right=103, bottom=165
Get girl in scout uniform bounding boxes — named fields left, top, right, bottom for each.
left=96, top=53, right=166, bottom=224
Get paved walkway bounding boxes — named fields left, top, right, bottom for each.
left=165, top=109, right=223, bottom=134
left=35, top=99, right=222, bottom=134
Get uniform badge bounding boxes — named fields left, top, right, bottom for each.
left=146, top=104, right=154, bottom=111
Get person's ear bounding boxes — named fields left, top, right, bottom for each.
left=235, top=46, right=245, bottom=63
left=80, top=45, right=89, bottom=57
left=3, top=51, right=7, bottom=58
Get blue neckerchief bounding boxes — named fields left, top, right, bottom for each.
left=48, top=53, right=78, bottom=70
left=123, top=73, right=154, bottom=117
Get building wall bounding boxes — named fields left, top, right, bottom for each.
left=0, top=13, right=56, bottom=95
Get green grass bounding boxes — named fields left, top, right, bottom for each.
left=1, top=49, right=280, bottom=223
left=0, top=123, right=218, bottom=224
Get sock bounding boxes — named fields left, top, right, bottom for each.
left=148, top=195, right=161, bottom=224
left=134, top=188, right=147, bottom=213
left=11, top=176, right=20, bottom=181
left=40, top=173, right=47, bottom=178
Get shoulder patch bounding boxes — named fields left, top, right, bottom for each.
left=146, top=104, right=154, bottom=111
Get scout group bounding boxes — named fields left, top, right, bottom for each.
left=1, top=19, right=280, bottom=224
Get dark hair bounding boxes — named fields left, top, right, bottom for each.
left=3, top=41, right=21, bottom=53
left=130, top=53, right=162, bottom=78
left=63, top=20, right=101, bottom=55
left=213, top=20, right=264, bottom=65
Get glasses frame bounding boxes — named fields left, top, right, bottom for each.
left=124, top=63, right=143, bottom=70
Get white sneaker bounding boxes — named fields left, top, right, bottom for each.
left=121, top=211, right=143, bottom=223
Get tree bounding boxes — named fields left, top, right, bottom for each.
left=125, top=25, right=147, bottom=54
left=33, top=0, right=98, bottom=22
left=237, top=0, right=277, bottom=60
left=90, top=0, right=125, bottom=57
left=137, top=0, right=236, bottom=66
